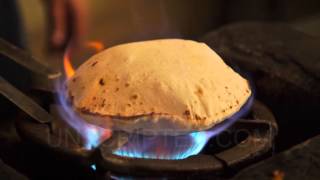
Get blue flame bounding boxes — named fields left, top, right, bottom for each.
left=113, top=131, right=211, bottom=159
left=56, top=80, right=108, bottom=150
left=113, top=96, right=253, bottom=160
left=90, top=164, right=97, bottom=171
left=84, top=127, right=100, bottom=149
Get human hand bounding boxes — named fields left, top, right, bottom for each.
left=50, top=0, right=88, bottom=49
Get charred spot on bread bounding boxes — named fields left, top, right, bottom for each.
left=131, top=94, right=138, bottom=100
left=91, top=61, right=98, bottom=67
left=99, top=78, right=105, bottom=86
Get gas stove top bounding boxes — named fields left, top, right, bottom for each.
left=1, top=22, right=320, bottom=180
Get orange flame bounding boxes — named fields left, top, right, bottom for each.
left=63, top=41, right=105, bottom=79
left=86, top=41, right=105, bottom=52
left=63, top=48, right=75, bottom=79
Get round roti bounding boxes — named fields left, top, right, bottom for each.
left=67, top=39, right=251, bottom=135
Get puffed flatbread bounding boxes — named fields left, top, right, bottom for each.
left=67, top=39, right=251, bottom=135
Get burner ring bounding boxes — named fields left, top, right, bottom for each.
left=96, top=100, right=277, bottom=176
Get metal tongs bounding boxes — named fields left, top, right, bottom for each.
left=0, top=38, right=61, bottom=79
left=0, top=38, right=60, bottom=124
left=0, top=38, right=127, bottom=152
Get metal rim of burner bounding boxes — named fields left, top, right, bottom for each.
left=16, top=99, right=277, bottom=177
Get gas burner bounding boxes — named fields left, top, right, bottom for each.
left=16, top=99, right=277, bottom=178
left=1, top=38, right=277, bottom=178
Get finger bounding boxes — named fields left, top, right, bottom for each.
left=68, top=0, right=88, bottom=43
left=51, top=0, right=67, bottom=47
